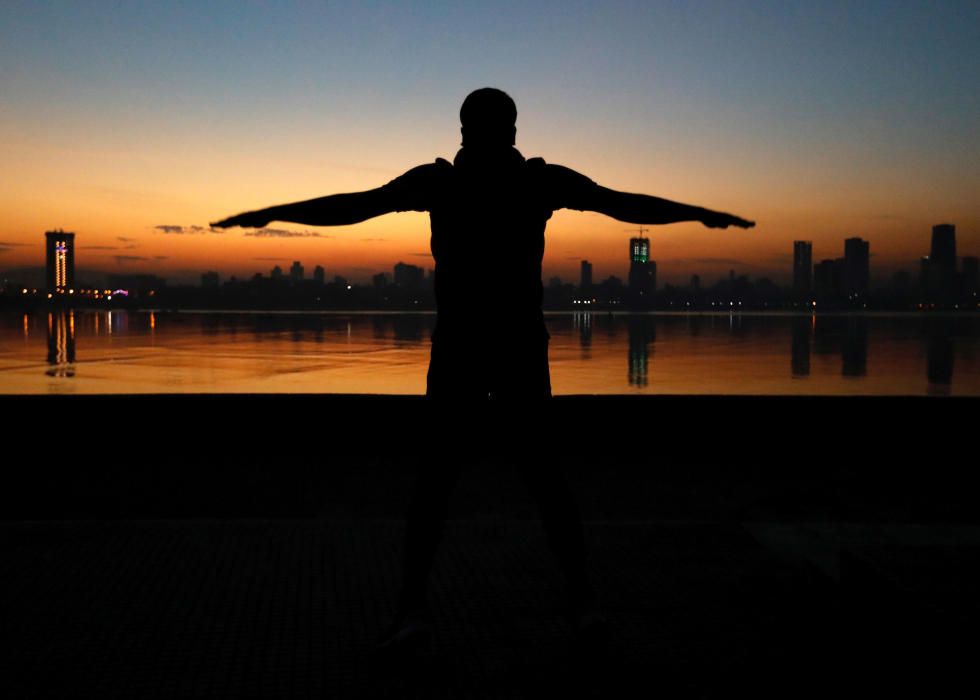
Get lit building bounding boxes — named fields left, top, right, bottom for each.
left=627, top=237, right=656, bottom=304
left=793, top=241, right=812, bottom=297
left=107, top=274, right=165, bottom=297
left=45, top=230, right=75, bottom=292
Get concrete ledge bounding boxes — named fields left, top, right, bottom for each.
left=5, top=394, right=976, bottom=521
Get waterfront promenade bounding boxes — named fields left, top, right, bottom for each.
left=4, top=395, right=976, bottom=698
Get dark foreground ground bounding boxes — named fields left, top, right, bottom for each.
left=3, top=395, right=978, bottom=698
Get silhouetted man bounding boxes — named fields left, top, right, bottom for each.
left=213, top=87, right=754, bottom=656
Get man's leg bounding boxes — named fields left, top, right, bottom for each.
left=394, top=453, right=462, bottom=618
left=523, top=461, right=597, bottom=614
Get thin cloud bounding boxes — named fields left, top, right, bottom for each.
left=81, top=245, right=119, bottom=250
left=243, top=228, right=333, bottom=238
left=117, top=236, right=137, bottom=242
left=114, top=255, right=150, bottom=263
left=359, top=237, right=389, bottom=242
left=154, top=224, right=223, bottom=234
left=410, top=252, right=433, bottom=257
left=0, top=241, right=30, bottom=247
left=252, top=257, right=291, bottom=261
left=154, top=255, right=169, bottom=260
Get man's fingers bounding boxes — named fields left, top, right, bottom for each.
left=211, top=215, right=243, bottom=228
left=210, top=213, right=257, bottom=228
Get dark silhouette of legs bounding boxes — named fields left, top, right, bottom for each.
left=390, top=447, right=596, bottom=625
left=395, top=454, right=462, bottom=616
left=379, top=330, right=602, bottom=655
left=523, top=462, right=597, bottom=613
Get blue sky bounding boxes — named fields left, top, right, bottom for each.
left=2, top=1, right=978, bottom=283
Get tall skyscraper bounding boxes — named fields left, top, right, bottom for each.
left=814, top=259, right=842, bottom=302
left=631, top=237, right=649, bottom=264
left=931, top=224, right=957, bottom=268
left=290, top=261, right=304, bottom=282
left=580, top=260, right=593, bottom=290
left=793, top=241, right=812, bottom=297
left=313, top=265, right=325, bottom=285
left=628, top=237, right=656, bottom=303
left=962, top=256, right=978, bottom=301
left=45, top=230, right=75, bottom=292
left=924, top=224, right=957, bottom=305
left=843, top=237, right=870, bottom=301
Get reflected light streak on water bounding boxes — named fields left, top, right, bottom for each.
left=0, top=310, right=977, bottom=395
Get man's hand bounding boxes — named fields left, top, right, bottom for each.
left=701, top=211, right=755, bottom=229
left=210, top=209, right=273, bottom=229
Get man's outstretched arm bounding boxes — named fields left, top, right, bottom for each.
left=210, top=161, right=445, bottom=229
left=590, top=185, right=755, bottom=229
left=550, top=164, right=754, bottom=229
left=211, top=189, right=396, bottom=229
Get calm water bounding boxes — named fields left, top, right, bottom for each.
left=1, top=310, right=977, bottom=395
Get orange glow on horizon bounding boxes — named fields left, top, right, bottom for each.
left=2, top=129, right=977, bottom=286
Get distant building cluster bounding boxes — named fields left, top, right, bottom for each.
left=792, top=237, right=871, bottom=307
left=793, top=224, right=976, bottom=309
left=3, top=225, right=977, bottom=311
left=16, top=230, right=159, bottom=303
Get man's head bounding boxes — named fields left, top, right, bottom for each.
left=460, top=88, right=517, bottom=149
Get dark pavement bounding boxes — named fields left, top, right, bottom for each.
left=5, top=516, right=978, bottom=698
left=4, top=395, right=976, bottom=698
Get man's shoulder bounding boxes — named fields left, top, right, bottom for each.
left=524, top=159, right=600, bottom=211
left=396, top=158, right=454, bottom=180
left=382, top=159, right=453, bottom=200
left=525, top=159, right=599, bottom=195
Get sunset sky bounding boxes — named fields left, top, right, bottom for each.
left=2, top=1, right=978, bottom=286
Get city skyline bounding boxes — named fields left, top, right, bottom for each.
left=1, top=3, right=978, bottom=287
left=7, top=223, right=976, bottom=302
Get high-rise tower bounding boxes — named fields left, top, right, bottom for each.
left=843, top=237, right=870, bottom=301
left=580, top=260, right=593, bottom=291
left=932, top=224, right=957, bottom=304
left=793, top=241, right=812, bottom=298
left=627, top=237, right=656, bottom=304
left=45, top=230, right=75, bottom=293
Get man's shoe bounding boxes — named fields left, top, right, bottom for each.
left=570, top=609, right=609, bottom=654
left=373, top=612, right=432, bottom=660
